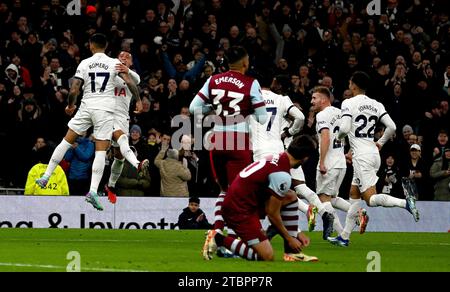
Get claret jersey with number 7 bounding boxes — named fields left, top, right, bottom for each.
left=340, top=94, right=388, bottom=157
left=74, top=52, right=122, bottom=112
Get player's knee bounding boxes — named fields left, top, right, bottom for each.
left=259, top=252, right=274, bottom=261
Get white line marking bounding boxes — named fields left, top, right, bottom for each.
left=0, top=262, right=149, bottom=272
left=392, top=242, right=450, bottom=246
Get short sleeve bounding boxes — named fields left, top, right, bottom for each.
left=377, top=101, right=388, bottom=120
left=340, top=99, right=352, bottom=118
left=268, top=171, right=292, bottom=198
left=74, top=61, right=85, bottom=80
left=316, top=111, right=330, bottom=133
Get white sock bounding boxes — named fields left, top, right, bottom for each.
left=117, top=134, right=139, bottom=169
left=331, top=197, right=351, bottom=212
left=44, top=139, right=72, bottom=178
left=297, top=198, right=309, bottom=214
left=295, top=184, right=326, bottom=216
left=89, top=151, right=107, bottom=193
left=369, top=194, right=406, bottom=208
left=341, top=198, right=360, bottom=240
left=108, top=158, right=125, bottom=188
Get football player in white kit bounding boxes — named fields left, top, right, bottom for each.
left=36, top=34, right=141, bottom=211
left=328, top=71, right=419, bottom=247
left=103, top=51, right=149, bottom=204
left=310, top=86, right=357, bottom=238
left=250, top=76, right=335, bottom=242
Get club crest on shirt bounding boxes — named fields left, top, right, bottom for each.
left=279, top=182, right=288, bottom=192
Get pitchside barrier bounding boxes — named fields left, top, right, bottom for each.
left=0, top=196, right=448, bottom=232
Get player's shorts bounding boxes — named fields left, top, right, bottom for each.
left=252, top=139, right=284, bottom=161
left=222, top=205, right=268, bottom=246
left=253, top=147, right=284, bottom=161
left=290, top=166, right=305, bottom=182
left=316, top=168, right=346, bottom=197
left=111, top=114, right=129, bottom=148
left=68, top=107, right=114, bottom=140
left=351, top=154, right=381, bottom=193
left=209, top=132, right=252, bottom=191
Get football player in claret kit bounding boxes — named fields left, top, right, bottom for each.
left=202, top=135, right=318, bottom=262
left=328, top=71, right=420, bottom=247
left=189, top=46, right=268, bottom=250
left=36, top=34, right=141, bottom=210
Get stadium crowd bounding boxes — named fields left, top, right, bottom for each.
left=0, top=0, right=448, bottom=200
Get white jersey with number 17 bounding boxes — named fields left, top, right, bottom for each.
left=340, top=94, right=388, bottom=158
left=74, top=52, right=121, bottom=112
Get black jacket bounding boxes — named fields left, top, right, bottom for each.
left=177, top=207, right=212, bottom=230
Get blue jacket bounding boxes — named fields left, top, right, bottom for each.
left=64, top=137, right=95, bottom=180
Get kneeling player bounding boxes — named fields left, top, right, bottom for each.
left=203, top=135, right=318, bottom=261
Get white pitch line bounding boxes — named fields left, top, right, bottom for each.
left=392, top=242, right=450, bottom=246
left=3, top=238, right=152, bottom=243
left=0, top=262, right=150, bottom=272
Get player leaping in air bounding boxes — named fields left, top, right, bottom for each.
left=104, top=51, right=149, bottom=204
left=36, top=34, right=143, bottom=211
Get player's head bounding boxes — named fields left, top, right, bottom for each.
left=89, top=33, right=108, bottom=52
left=349, top=71, right=370, bottom=94
left=286, top=135, right=317, bottom=168
left=118, top=51, right=132, bottom=67
left=258, top=72, right=274, bottom=89
left=225, top=46, right=249, bottom=73
left=311, top=86, right=331, bottom=112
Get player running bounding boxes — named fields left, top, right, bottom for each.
left=328, top=71, right=419, bottom=247
left=310, top=86, right=357, bottom=237
left=203, top=135, right=318, bottom=261
left=36, top=34, right=141, bottom=211
left=104, top=51, right=149, bottom=204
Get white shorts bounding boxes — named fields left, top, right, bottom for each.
left=253, top=144, right=284, bottom=161
left=351, top=154, right=380, bottom=193
left=68, top=107, right=114, bottom=141
left=290, top=166, right=305, bottom=182
left=111, top=115, right=130, bottom=147
left=316, top=168, right=346, bottom=197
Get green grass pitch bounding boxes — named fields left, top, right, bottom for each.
left=0, top=229, right=448, bottom=272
